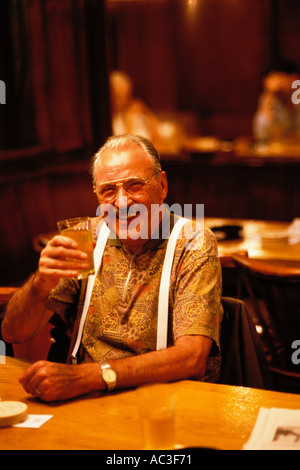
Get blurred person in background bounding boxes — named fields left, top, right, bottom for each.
left=253, top=58, right=300, bottom=142
left=109, top=71, right=186, bottom=154
left=110, top=70, right=162, bottom=144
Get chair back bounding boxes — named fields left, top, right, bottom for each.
left=220, top=297, right=272, bottom=389
left=0, top=286, right=52, bottom=361
left=0, top=288, right=18, bottom=357
left=232, top=254, right=300, bottom=392
left=0, top=287, right=19, bottom=302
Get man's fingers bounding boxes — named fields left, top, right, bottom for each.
left=41, top=256, right=88, bottom=270
left=37, top=234, right=92, bottom=286
left=49, top=235, right=77, bottom=248
left=45, top=236, right=88, bottom=260
left=19, top=361, right=86, bottom=402
left=19, top=361, right=47, bottom=395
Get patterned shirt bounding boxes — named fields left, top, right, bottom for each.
left=46, top=214, right=223, bottom=381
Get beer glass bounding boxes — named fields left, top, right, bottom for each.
left=57, top=217, right=95, bottom=279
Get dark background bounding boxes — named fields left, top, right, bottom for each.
left=1, top=0, right=300, bottom=285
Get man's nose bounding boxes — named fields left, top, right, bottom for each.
left=114, top=189, right=132, bottom=210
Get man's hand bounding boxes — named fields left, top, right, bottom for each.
left=19, top=361, right=103, bottom=402
left=38, top=235, right=89, bottom=290
left=1, top=235, right=92, bottom=345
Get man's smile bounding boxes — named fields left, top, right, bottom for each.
left=116, top=209, right=141, bottom=221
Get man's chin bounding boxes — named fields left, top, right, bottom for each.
left=106, top=217, right=148, bottom=241
left=117, top=226, right=148, bottom=242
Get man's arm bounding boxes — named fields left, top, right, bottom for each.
left=1, top=235, right=89, bottom=344
left=18, top=334, right=212, bottom=402
left=11, top=222, right=219, bottom=402
left=109, top=334, right=212, bottom=387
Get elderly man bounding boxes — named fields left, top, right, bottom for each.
left=2, top=135, right=222, bottom=402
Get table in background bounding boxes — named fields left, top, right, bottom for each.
left=162, top=137, right=300, bottom=223
left=1, top=357, right=300, bottom=450
left=206, top=217, right=300, bottom=267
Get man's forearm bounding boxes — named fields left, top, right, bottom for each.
left=108, top=335, right=212, bottom=390
left=3, top=233, right=90, bottom=344
left=1, top=272, right=54, bottom=344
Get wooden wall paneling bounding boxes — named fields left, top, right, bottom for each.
left=201, top=166, right=249, bottom=219
left=0, top=156, right=98, bottom=286
left=0, top=0, right=38, bottom=148
left=71, top=0, right=94, bottom=146
left=84, top=0, right=112, bottom=147
left=278, top=0, right=300, bottom=64
left=0, top=168, right=60, bottom=285
left=135, top=1, right=177, bottom=112
left=49, top=169, right=98, bottom=222
left=162, top=158, right=300, bottom=222
left=0, top=1, right=12, bottom=147
left=17, top=176, right=56, bottom=236
left=1, top=0, right=110, bottom=153
left=27, top=0, right=52, bottom=146
left=246, top=166, right=287, bottom=221
left=164, top=162, right=248, bottom=219
left=174, top=0, right=268, bottom=137
left=0, top=183, right=37, bottom=285
left=106, top=0, right=178, bottom=112
left=290, top=167, right=300, bottom=218
left=43, top=0, right=88, bottom=151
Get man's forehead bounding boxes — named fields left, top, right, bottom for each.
left=96, top=144, right=152, bottom=172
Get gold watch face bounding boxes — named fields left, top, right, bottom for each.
left=103, top=368, right=117, bottom=384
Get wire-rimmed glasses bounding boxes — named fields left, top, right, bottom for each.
left=94, top=170, right=161, bottom=202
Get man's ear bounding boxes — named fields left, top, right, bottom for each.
left=159, top=171, right=168, bottom=203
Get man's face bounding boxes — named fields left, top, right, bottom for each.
left=94, top=144, right=168, bottom=252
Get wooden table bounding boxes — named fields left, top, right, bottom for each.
left=206, top=218, right=300, bottom=267
left=1, top=357, right=300, bottom=450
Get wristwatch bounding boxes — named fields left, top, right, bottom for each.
left=100, top=361, right=117, bottom=391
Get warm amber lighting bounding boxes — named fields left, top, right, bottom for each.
left=187, top=0, right=199, bottom=10
left=186, top=0, right=201, bottom=24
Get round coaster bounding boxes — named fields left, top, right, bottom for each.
left=0, top=401, right=28, bottom=428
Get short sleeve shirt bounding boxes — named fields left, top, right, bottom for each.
left=46, top=215, right=223, bottom=380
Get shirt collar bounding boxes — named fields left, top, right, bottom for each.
left=108, top=208, right=179, bottom=250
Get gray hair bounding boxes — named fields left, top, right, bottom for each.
left=91, top=134, right=162, bottom=183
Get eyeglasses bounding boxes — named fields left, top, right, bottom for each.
left=94, top=170, right=161, bottom=202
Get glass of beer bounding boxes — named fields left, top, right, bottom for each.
left=57, top=217, right=95, bottom=279
left=137, top=383, right=176, bottom=450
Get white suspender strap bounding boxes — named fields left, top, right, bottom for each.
left=71, top=221, right=110, bottom=364
left=156, top=217, right=189, bottom=350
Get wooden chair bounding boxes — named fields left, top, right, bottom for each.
left=0, top=287, right=52, bottom=361
left=232, top=254, right=300, bottom=393
left=0, top=288, right=19, bottom=357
